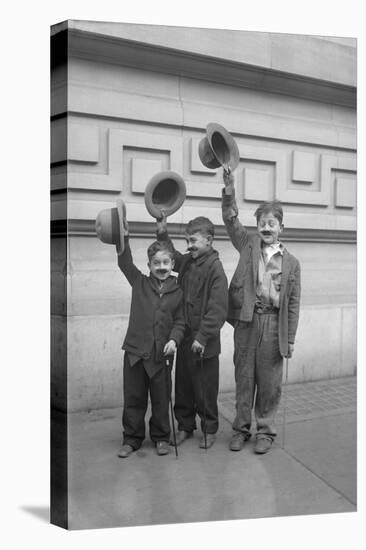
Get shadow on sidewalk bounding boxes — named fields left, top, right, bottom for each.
left=20, top=506, right=49, bottom=523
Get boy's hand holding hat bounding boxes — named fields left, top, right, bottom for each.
left=95, top=198, right=127, bottom=256
left=223, top=169, right=235, bottom=195
left=116, top=202, right=129, bottom=256
left=156, top=210, right=168, bottom=237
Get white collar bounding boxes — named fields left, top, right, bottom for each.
left=262, top=241, right=284, bottom=255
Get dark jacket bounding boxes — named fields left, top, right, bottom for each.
left=222, top=189, right=301, bottom=357
left=117, top=238, right=185, bottom=374
left=157, top=231, right=228, bottom=359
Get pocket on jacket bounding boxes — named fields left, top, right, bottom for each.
left=286, top=275, right=296, bottom=296
left=229, top=283, right=244, bottom=309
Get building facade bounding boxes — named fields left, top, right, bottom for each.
left=51, top=21, right=356, bottom=412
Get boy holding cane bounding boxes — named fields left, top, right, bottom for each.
left=116, top=207, right=185, bottom=458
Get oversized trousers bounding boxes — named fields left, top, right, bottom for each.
left=233, top=312, right=283, bottom=440
left=174, top=333, right=219, bottom=434
left=122, top=353, right=172, bottom=449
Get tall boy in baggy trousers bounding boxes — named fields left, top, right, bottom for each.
left=221, top=171, right=301, bottom=454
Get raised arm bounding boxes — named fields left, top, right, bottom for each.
left=116, top=237, right=141, bottom=286
left=222, top=171, right=249, bottom=252
left=156, top=212, right=185, bottom=272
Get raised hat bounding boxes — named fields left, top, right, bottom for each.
left=144, top=170, right=186, bottom=219
left=199, top=123, right=240, bottom=172
left=95, top=199, right=126, bottom=254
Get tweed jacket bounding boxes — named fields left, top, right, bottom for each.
left=157, top=231, right=228, bottom=359
left=117, top=238, right=185, bottom=373
left=222, top=189, right=301, bottom=357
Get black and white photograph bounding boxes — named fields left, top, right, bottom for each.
left=3, top=1, right=364, bottom=548
left=50, top=16, right=357, bottom=530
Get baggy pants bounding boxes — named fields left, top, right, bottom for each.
left=122, top=353, right=172, bottom=450
left=174, top=334, right=219, bottom=434
left=233, top=312, right=283, bottom=440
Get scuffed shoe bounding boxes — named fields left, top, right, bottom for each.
left=254, top=436, right=273, bottom=454
left=229, top=432, right=248, bottom=451
left=156, top=441, right=170, bottom=456
left=118, top=444, right=134, bottom=458
left=171, top=430, right=193, bottom=446
left=199, top=433, right=216, bottom=449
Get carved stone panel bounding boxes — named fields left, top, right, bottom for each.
left=335, top=176, right=356, bottom=208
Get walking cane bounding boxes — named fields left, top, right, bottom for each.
left=200, top=350, right=207, bottom=450
left=281, top=356, right=289, bottom=450
left=166, top=356, right=178, bottom=458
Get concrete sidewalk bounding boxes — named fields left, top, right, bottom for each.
left=67, top=376, right=356, bottom=530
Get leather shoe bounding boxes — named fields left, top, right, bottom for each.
left=199, top=433, right=216, bottom=449
left=156, top=441, right=170, bottom=456
left=229, top=432, right=248, bottom=451
left=171, top=430, right=193, bottom=446
left=254, top=436, right=273, bottom=454
left=118, top=444, right=134, bottom=458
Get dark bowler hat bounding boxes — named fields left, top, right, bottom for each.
left=144, top=170, right=186, bottom=219
left=199, top=123, right=240, bottom=172
left=95, top=198, right=127, bottom=254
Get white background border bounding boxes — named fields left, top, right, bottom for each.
left=2, top=1, right=363, bottom=548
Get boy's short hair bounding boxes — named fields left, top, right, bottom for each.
left=147, top=240, right=175, bottom=262
left=254, top=201, right=284, bottom=225
left=185, top=216, right=215, bottom=237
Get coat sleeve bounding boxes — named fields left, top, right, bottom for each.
left=221, top=187, right=249, bottom=252
left=287, top=260, right=301, bottom=344
left=169, top=294, right=185, bottom=346
left=117, top=237, right=141, bottom=286
left=156, top=228, right=185, bottom=272
left=195, top=263, right=228, bottom=346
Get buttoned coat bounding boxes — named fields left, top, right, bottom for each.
left=170, top=245, right=228, bottom=359
left=117, top=239, right=185, bottom=376
left=222, top=190, right=301, bottom=357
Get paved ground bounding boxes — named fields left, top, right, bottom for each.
left=66, top=376, right=356, bottom=530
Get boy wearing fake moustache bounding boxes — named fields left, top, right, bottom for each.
left=157, top=215, right=228, bottom=449
left=222, top=171, right=301, bottom=454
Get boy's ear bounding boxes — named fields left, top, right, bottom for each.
left=207, top=234, right=213, bottom=244
left=280, top=223, right=284, bottom=232
left=171, top=259, right=175, bottom=269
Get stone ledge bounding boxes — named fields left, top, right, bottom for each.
left=51, top=27, right=356, bottom=108
left=51, top=219, right=356, bottom=244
